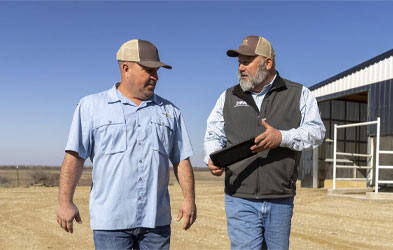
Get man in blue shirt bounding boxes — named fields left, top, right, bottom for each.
left=204, top=35, right=325, bottom=249
left=57, top=39, right=196, bottom=250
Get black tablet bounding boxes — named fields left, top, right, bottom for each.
left=210, top=138, right=256, bottom=168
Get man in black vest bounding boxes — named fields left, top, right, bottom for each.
left=204, top=35, right=325, bottom=249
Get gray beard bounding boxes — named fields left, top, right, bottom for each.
left=239, top=61, right=269, bottom=92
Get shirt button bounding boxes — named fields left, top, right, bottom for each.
left=138, top=124, right=141, bottom=127
left=139, top=160, right=142, bottom=163
left=139, top=177, right=142, bottom=182
left=138, top=142, right=142, bottom=146
left=138, top=196, right=142, bottom=200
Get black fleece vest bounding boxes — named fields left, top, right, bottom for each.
left=223, top=73, right=302, bottom=199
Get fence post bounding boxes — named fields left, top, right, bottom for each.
left=367, top=137, right=374, bottom=188
left=375, top=117, right=380, bottom=193
left=333, top=124, right=337, bottom=190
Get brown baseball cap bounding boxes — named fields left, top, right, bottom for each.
left=227, top=35, right=275, bottom=60
left=116, top=39, right=172, bottom=69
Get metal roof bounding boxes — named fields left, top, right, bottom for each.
left=310, top=49, right=393, bottom=98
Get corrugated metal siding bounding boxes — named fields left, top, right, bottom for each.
left=369, top=79, right=393, bottom=136
left=312, top=55, right=393, bottom=98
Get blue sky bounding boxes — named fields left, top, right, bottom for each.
left=0, top=1, right=392, bottom=166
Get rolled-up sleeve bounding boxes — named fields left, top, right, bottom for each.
left=65, top=100, right=93, bottom=160
left=169, top=110, right=194, bottom=164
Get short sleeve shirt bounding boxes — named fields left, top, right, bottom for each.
left=65, top=83, right=194, bottom=230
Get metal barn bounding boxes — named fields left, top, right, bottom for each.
left=300, top=49, right=393, bottom=191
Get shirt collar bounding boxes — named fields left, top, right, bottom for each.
left=251, top=73, right=277, bottom=96
left=150, top=93, right=163, bottom=106
left=106, top=82, right=163, bottom=106
left=106, top=82, right=121, bottom=103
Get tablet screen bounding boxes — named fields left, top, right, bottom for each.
left=210, top=138, right=256, bottom=168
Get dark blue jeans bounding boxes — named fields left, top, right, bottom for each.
left=93, top=225, right=170, bottom=250
left=225, top=194, right=294, bottom=250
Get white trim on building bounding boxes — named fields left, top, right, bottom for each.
left=311, top=52, right=393, bottom=98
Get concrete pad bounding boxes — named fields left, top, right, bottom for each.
left=326, top=189, right=393, bottom=201
left=366, top=192, right=393, bottom=201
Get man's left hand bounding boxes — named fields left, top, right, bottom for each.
left=251, top=119, right=282, bottom=152
left=176, top=199, right=197, bottom=230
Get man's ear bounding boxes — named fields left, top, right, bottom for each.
left=265, top=57, right=274, bottom=71
left=122, top=63, right=129, bottom=72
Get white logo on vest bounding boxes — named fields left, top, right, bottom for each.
left=234, top=100, right=249, bottom=108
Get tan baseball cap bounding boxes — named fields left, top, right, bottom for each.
left=116, top=39, right=172, bottom=69
left=227, top=35, right=275, bottom=60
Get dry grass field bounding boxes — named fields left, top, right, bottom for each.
left=1, top=169, right=393, bottom=250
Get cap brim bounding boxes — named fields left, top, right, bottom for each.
left=227, top=49, right=258, bottom=57
left=137, top=61, right=172, bottom=69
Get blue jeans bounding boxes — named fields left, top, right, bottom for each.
left=93, top=225, right=170, bottom=250
left=225, top=194, right=294, bottom=250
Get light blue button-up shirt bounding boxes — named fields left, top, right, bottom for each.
left=204, top=74, right=325, bottom=164
left=65, top=83, right=193, bottom=230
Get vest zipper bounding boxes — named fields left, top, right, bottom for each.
left=256, top=111, right=261, bottom=198
left=256, top=96, right=269, bottom=198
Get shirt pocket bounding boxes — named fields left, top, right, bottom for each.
left=95, top=121, right=127, bottom=155
left=150, top=116, right=175, bottom=156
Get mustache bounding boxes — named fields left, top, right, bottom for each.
left=239, top=71, right=250, bottom=77
left=145, top=79, right=157, bottom=86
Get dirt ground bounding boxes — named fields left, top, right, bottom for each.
left=1, top=171, right=393, bottom=250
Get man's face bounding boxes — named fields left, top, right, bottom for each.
left=126, top=63, right=159, bottom=99
left=238, top=55, right=261, bottom=81
left=238, top=55, right=268, bottom=92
